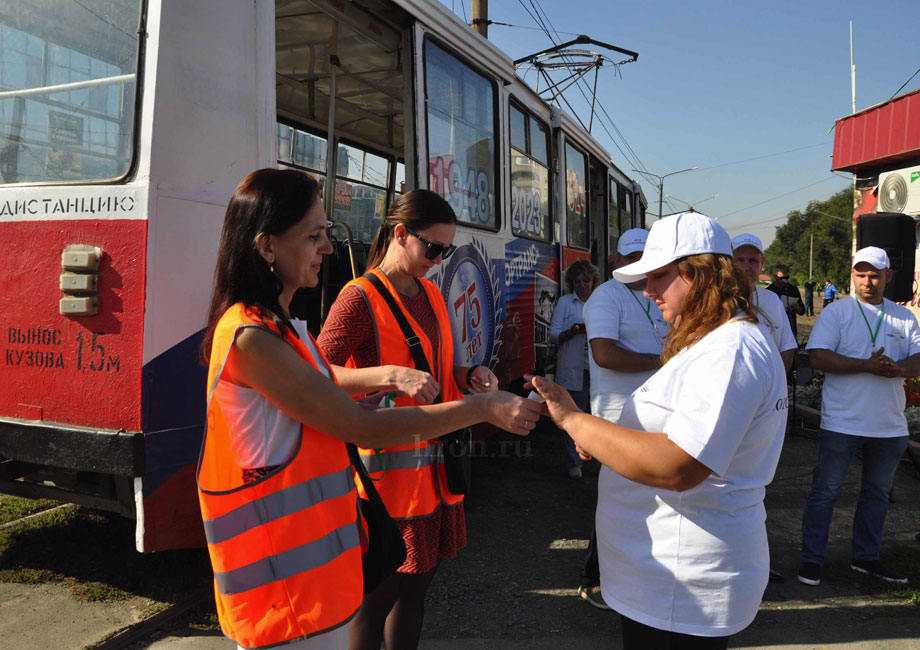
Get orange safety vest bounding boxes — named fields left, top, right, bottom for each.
left=198, top=304, right=363, bottom=648
left=343, top=269, right=464, bottom=519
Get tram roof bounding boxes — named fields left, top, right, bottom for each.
left=392, top=0, right=515, bottom=85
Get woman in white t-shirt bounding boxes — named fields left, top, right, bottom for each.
left=530, top=212, right=787, bottom=649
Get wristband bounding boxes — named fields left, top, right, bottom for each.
left=466, top=365, right=479, bottom=388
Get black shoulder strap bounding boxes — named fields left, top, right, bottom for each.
left=347, top=442, right=384, bottom=500
left=364, top=273, right=442, bottom=403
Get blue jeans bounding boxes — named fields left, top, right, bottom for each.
left=563, top=370, right=591, bottom=469
left=801, top=428, right=907, bottom=564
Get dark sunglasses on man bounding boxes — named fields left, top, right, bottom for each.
left=405, top=225, right=457, bottom=260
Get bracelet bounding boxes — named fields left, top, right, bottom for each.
left=466, top=365, right=479, bottom=388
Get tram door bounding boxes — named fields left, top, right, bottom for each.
left=588, top=156, right=609, bottom=278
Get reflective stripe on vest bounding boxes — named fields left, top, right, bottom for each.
left=337, top=271, right=465, bottom=518
left=199, top=304, right=362, bottom=647
left=361, top=445, right=443, bottom=474
left=202, top=467, right=355, bottom=545
left=214, top=521, right=361, bottom=596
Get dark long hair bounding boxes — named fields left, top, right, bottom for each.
left=365, top=189, right=457, bottom=269
left=201, top=168, right=321, bottom=363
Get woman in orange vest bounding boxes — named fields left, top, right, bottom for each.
left=318, top=190, right=496, bottom=650
left=200, top=170, right=541, bottom=650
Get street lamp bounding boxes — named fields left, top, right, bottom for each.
left=665, top=193, right=718, bottom=213
left=630, top=166, right=699, bottom=218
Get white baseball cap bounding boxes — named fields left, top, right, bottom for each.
left=731, top=233, right=764, bottom=254
left=612, top=212, right=732, bottom=283
left=617, top=228, right=649, bottom=255
left=852, top=246, right=889, bottom=270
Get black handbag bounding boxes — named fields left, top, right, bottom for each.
left=365, top=272, right=472, bottom=495
left=347, top=443, right=406, bottom=593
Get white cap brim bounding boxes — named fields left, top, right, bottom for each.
left=612, top=253, right=679, bottom=283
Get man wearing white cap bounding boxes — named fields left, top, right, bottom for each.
left=732, top=233, right=796, bottom=373
left=799, top=246, right=920, bottom=586
left=575, top=228, right=670, bottom=609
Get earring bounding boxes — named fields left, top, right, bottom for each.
left=268, top=258, right=275, bottom=274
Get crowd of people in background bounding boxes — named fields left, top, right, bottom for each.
left=196, top=167, right=917, bottom=650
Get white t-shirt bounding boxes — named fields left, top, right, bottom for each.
left=754, top=286, right=796, bottom=353
left=215, top=319, right=332, bottom=468
left=583, top=278, right=668, bottom=420
left=806, top=296, right=920, bottom=438
left=597, top=318, right=787, bottom=637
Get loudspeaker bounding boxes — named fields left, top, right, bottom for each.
left=855, top=212, right=916, bottom=302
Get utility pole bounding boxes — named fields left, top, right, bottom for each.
left=470, top=0, right=488, bottom=38
left=631, top=166, right=699, bottom=218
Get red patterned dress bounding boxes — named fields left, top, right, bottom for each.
left=317, top=282, right=466, bottom=574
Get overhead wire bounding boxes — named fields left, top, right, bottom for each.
left=516, top=0, right=654, bottom=199
left=888, top=65, right=920, bottom=101
left=715, top=176, right=841, bottom=222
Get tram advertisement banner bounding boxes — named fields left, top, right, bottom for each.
left=434, top=235, right=558, bottom=387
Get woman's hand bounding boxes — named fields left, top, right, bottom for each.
left=389, top=366, right=440, bottom=404
left=473, top=391, right=543, bottom=436
left=524, top=374, right=581, bottom=432
left=467, top=365, right=499, bottom=393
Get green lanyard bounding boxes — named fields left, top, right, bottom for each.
left=628, top=289, right=658, bottom=334
left=855, top=297, right=885, bottom=350
left=754, top=288, right=759, bottom=308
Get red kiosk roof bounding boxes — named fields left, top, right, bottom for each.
left=832, top=88, right=920, bottom=173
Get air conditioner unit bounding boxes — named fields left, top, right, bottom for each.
left=877, top=165, right=920, bottom=215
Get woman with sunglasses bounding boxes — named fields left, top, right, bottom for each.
left=318, top=189, right=495, bottom=650
left=199, top=171, right=540, bottom=650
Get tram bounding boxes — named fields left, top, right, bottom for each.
left=0, top=0, right=646, bottom=551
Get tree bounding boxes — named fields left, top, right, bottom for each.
left=764, top=188, right=853, bottom=289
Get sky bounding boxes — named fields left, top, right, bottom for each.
left=437, top=0, right=920, bottom=248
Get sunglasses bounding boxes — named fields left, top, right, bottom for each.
left=405, top=226, right=456, bottom=260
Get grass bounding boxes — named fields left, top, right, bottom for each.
left=885, top=543, right=920, bottom=606
left=0, top=498, right=213, bottom=604
left=0, top=495, right=59, bottom=525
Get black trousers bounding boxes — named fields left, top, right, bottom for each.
left=621, top=616, right=730, bottom=650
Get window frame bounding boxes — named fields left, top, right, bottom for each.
left=421, top=34, right=501, bottom=233
left=508, top=98, right=552, bottom=242
left=563, top=138, right=590, bottom=250
left=0, top=0, right=147, bottom=187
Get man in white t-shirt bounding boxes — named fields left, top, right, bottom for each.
left=575, top=229, right=669, bottom=610
left=732, top=233, right=796, bottom=584
left=731, top=234, right=796, bottom=373
left=799, top=246, right=920, bottom=586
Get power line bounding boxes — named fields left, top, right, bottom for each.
left=697, top=141, right=830, bottom=171
left=716, top=176, right=840, bottom=222
left=888, top=65, right=920, bottom=101
left=519, top=0, right=652, bottom=182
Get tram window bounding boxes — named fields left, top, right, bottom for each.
left=0, top=0, right=142, bottom=185
left=425, top=41, right=496, bottom=229
left=277, top=124, right=389, bottom=245
left=278, top=124, right=293, bottom=162
left=510, top=107, right=527, bottom=153
left=293, top=130, right=326, bottom=171
left=623, top=191, right=634, bottom=224
left=509, top=104, right=550, bottom=240
left=529, top=120, right=548, bottom=166
left=394, top=161, right=406, bottom=195
left=565, top=143, right=588, bottom=249
left=608, top=178, right=621, bottom=254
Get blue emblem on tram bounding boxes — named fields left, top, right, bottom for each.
left=436, top=238, right=502, bottom=372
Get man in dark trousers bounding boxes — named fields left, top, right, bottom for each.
left=767, top=263, right=805, bottom=339
left=804, top=278, right=817, bottom=316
